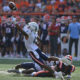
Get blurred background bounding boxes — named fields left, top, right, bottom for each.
left=0, top=0, right=80, bottom=60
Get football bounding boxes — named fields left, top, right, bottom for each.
left=9, top=2, right=17, bottom=10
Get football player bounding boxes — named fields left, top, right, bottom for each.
left=8, top=2, right=75, bottom=80
left=31, top=55, right=75, bottom=79
left=8, top=1, right=58, bottom=75
left=8, top=55, right=75, bottom=80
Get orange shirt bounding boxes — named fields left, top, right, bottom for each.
left=25, top=1, right=29, bottom=7
left=20, top=1, right=25, bottom=6
left=54, top=1, right=60, bottom=9
left=16, top=3, right=20, bottom=9
left=46, top=5, right=52, bottom=12
left=54, top=4, right=58, bottom=9
left=20, top=1, right=29, bottom=7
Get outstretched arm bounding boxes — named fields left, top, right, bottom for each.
left=16, top=24, right=29, bottom=40
left=48, top=56, right=59, bottom=62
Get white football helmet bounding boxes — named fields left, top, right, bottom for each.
left=28, top=22, right=39, bottom=33
left=61, top=55, right=72, bottom=65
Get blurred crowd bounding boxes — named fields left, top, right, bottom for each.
left=0, top=0, right=80, bottom=13
left=0, top=15, right=27, bottom=58
left=0, top=14, right=80, bottom=58
left=0, top=0, right=80, bottom=58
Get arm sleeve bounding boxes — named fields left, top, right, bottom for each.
left=36, top=49, right=48, bottom=61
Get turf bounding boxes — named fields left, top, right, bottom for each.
left=0, top=58, right=80, bottom=80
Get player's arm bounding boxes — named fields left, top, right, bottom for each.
left=42, top=64, right=64, bottom=80
left=47, top=56, right=59, bottom=62
left=42, top=64, right=54, bottom=74
left=16, top=24, right=29, bottom=40
left=40, top=64, right=55, bottom=77
left=8, top=2, right=29, bottom=39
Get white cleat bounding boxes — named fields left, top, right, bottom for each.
left=55, top=71, right=64, bottom=80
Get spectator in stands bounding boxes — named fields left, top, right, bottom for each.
left=42, top=0, right=47, bottom=4
left=2, top=2, right=11, bottom=12
left=60, top=21, right=68, bottom=33
left=40, top=20, right=49, bottom=54
left=67, top=0, right=74, bottom=7
left=67, top=16, right=80, bottom=58
left=34, top=6, right=41, bottom=12
left=57, top=2, right=66, bottom=13
left=45, top=0, right=52, bottom=13
left=5, top=18, right=13, bottom=57
left=77, top=1, right=80, bottom=9
left=72, top=5, right=77, bottom=13
left=14, top=19, right=27, bottom=58
left=36, top=0, right=42, bottom=8
left=1, top=16, right=7, bottom=57
left=1, top=0, right=80, bottom=14
left=0, top=0, right=80, bottom=59
left=41, top=2, right=46, bottom=12
left=62, top=48, right=68, bottom=56
left=21, top=5, right=27, bottom=13
left=48, top=18, right=59, bottom=56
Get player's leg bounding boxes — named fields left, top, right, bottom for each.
left=29, top=48, right=48, bottom=67
left=29, top=51, right=44, bottom=68
left=15, top=62, right=37, bottom=71
left=33, top=70, right=53, bottom=77
left=35, top=48, right=48, bottom=61
left=21, top=68, right=35, bottom=74
left=8, top=62, right=37, bottom=73
left=29, top=52, right=55, bottom=75
left=31, top=70, right=64, bottom=80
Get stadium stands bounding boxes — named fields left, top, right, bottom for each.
left=0, top=0, right=80, bottom=59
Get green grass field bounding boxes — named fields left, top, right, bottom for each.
left=0, top=58, right=80, bottom=80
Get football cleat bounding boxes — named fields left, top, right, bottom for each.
left=7, top=69, right=19, bottom=73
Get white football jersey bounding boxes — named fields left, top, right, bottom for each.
left=23, top=25, right=38, bottom=52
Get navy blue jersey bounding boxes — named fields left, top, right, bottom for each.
left=56, top=61, right=75, bottom=75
